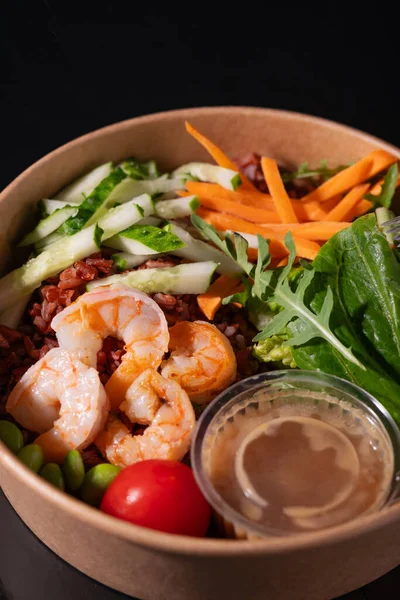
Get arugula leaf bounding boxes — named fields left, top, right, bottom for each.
left=281, top=160, right=350, bottom=183
left=192, top=215, right=362, bottom=368
left=365, top=163, right=399, bottom=209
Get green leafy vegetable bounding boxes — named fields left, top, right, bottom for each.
left=191, top=214, right=362, bottom=368
left=365, top=163, right=399, bottom=209
left=289, top=214, right=400, bottom=424
left=281, top=160, right=350, bottom=183
left=121, top=158, right=161, bottom=180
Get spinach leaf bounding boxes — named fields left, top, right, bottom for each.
left=290, top=214, right=400, bottom=423
left=313, top=214, right=400, bottom=379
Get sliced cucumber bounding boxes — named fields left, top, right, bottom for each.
left=173, top=162, right=241, bottom=191
left=0, top=225, right=102, bottom=312
left=112, top=252, right=157, bottom=272
left=97, top=194, right=154, bottom=241
left=104, top=175, right=186, bottom=206
left=0, top=296, right=30, bottom=329
left=55, top=162, right=113, bottom=204
left=137, top=216, right=163, bottom=227
left=19, top=206, right=79, bottom=247
left=35, top=231, right=66, bottom=253
left=58, top=167, right=127, bottom=235
left=118, top=158, right=161, bottom=180
left=87, top=261, right=218, bottom=294
left=39, top=199, right=79, bottom=217
left=224, top=230, right=261, bottom=249
left=106, top=224, right=185, bottom=256
left=165, top=222, right=242, bottom=277
left=155, top=195, right=199, bottom=219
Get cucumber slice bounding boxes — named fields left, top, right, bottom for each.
left=224, top=230, right=261, bottom=249
left=0, top=225, right=102, bottom=312
left=55, top=162, right=113, bottom=204
left=19, top=206, right=79, bottom=247
left=118, top=158, right=161, bottom=180
left=39, top=199, right=79, bottom=217
left=87, top=261, right=218, bottom=294
left=58, top=167, right=127, bottom=235
left=35, top=231, right=66, bottom=253
left=165, top=222, right=242, bottom=277
left=137, top=216, right=163, bottom=227
left=112, top=252, right=156, bottom=272
left=0, top=296, right=30, bottom=329
left=155, top=195, right=199, bottom=219
left=104, top=175, right=186, bottom=206
left=173, top=162, right=241, bottom=191
left=97, top=194, right=154, bottom=241
left=106, top=225, right=185, bottom=256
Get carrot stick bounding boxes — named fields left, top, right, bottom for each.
left=261, top=157, right=298, bottom=223
left=301, top=150, right=397, bottom=204
left=258, top=221, right=351, bottom=239
left=197, top=275, right=242, bottom=320
left=197, top=208, right=320, bottom=260
left=184, top=181, right=273, bottom=209
left=325, top=183, right=370, bottom=222
left=189, top=185, right=282, bottom=224
left=183, top=182, right=310, bottom=221
left=185, top=121, right=257, bottom=191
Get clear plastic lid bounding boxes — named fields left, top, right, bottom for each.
left=191, top=370, right=400, bottom=538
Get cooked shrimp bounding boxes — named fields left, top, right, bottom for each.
left=6, top=348, right=109, bottom=463
left=161, top=320, right=237, bottom=404
left=96, top=369, right=195, bottom=467
left=51, top=284, right=169, bottom=411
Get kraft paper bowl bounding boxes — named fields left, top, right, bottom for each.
left=1, top=107, right=400, bottom=600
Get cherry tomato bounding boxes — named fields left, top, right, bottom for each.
left=100, top=459, right=211, bottom=537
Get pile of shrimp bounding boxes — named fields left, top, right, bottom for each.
left=6, top=284, right=237, bottom=468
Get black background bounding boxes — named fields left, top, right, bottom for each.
left=1, top=4, right=399, bottom=599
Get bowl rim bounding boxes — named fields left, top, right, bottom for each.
left=1, top=105, right=400, bottom=557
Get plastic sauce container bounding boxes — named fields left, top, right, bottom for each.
left=191, top=371, right=400, bottom=539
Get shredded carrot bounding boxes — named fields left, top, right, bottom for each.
left=261, top=157, right=298, bottom=223
left=182, top=182, right=309, bottom=220
left=301, top=150, right=397, bottom=205
left=259, top=221, right=351, bottom=240
left=197, top=208, right=320, bottom=261
left=197, top=275, right=241, bottom=320
left=183, top=181, right=273, bottom=209
left=188, top=184, right=282, bottom=224
left=349, top=199, right=373, bottom=219
left=185, top=121, right=257, bottom=191
left=325, top=183, right=370, bottom=222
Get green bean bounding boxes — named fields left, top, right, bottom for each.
left=17, top=444, right=44, bottom=473
left=0, top=420, right=24, bottom=454
left=62, top=449, right=85, bottom=492
left=40, top=463, right=65, bottom=491
left=80, top=464, right=121, bottom=507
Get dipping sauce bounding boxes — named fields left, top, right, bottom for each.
left=192, top=372, right=400, bottom=538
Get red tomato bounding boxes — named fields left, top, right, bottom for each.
left=100, top=459, right=211, bottom=537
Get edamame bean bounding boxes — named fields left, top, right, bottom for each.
left=0, top=420, right=24, bottom=454
left=17, top=444, right=44, bottom=473
left=63, top=449, right=85, bottom=492
left=40, top=463, right=65, bottom=491
left=80, top=464, right=121, bottom=507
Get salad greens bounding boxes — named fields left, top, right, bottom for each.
left=365, top=163, right=399, bottom=208
left=192, top=213, right=400, bottom=425
left=281, top=160, right=350, bottom=183
left=253, top=334, right=297, bottom=368
left=192, top=214, right=363, bottom=369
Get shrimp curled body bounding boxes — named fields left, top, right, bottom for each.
left=161, top=320, right=237, bottom=404
left=6, top=348, right=109, bottom=463
left=96, top=369, right=195, bottom=468
left=51, top=284, right=169, bottom=410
